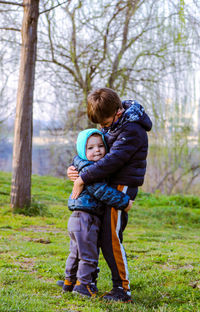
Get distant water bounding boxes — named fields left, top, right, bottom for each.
left=0, top=140, right=74, bottom=177
left=0, top=140, right=13, bottom=172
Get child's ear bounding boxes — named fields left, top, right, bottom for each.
left=116, top=108, right=124, bottom=117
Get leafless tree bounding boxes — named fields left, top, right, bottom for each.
left=1, top=0, right=67, bottom=210
left=8, top=0, right=39, bottom=209
left=0, top=0, right=200, bottom=196
left=36, top=0, right=199, bottom=125
left=34, top=0, right=200, bottom=194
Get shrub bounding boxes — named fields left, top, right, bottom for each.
left=169, top=194, right=200, bottom=208
left=13, top=198, right=52, bottom=217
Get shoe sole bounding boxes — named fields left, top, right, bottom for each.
left=72, top=290, right=96, bottom=298
left=102, top=296, right=132, bottom=303
left=62, top=289, right=73, bottom=293
left=72, top=290, right=91, bottom=297
left=103, top=299, right=132, bottom=303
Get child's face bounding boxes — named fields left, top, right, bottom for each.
left=100, top=114, right=117, bottom=128
left=86, top=135, right=106, bottom=161
left=99, top=108, right=124, bottom=128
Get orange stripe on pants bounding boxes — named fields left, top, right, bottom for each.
left=111, top=185, right=129, bottom=290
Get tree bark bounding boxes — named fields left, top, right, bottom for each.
left=11, top=0, right=39, bottom=210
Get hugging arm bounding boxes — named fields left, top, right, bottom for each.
left=86, top=182, right=130, bottom=211
left=80, top=124, right=143, bottom=185
left=67, top=165, right=84, bottom=199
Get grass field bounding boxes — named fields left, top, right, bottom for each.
left=0, top=171, right=200, bottom=312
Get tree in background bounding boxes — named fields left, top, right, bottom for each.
left=0, top=0, right=200, bottom=197
left=36, top=0, right=199, bottom=125
left=3, top=0, right=40, bottom=210
left=0, top=0, right=69, bottom=210
left=35, top=0, right=200, bottom=193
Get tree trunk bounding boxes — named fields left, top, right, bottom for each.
left=11, top=0, right=39, bottom=210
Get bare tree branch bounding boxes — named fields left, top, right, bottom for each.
left=0, top=1, right=23, bottom=6
left=65, top=3, right=85, bottom=90
left=108, top=0, right=140, bottom=88
left=0, top=27, right=20, bottom=31
left=39, top=0, right=69, bottom=15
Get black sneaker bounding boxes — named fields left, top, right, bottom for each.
left=103, top=287, right=132, bottom=302
left=56, top=280, right=98, bottom=293
left=62, top=279, right=75, bottom=292
left=73, top=281, right=97, bottom=297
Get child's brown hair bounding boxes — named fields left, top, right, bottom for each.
left=87, top=88, right=122, bottom=124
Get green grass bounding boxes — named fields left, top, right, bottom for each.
left=0, top=171, right=200, bottom=312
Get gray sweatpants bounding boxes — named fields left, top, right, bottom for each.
left=65, top=211, right=101, bottom=285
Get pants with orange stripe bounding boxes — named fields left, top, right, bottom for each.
left=100, top=185, right=138, bottom=291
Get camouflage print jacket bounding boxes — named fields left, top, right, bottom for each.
left=68, top=155, right=130, bottom=217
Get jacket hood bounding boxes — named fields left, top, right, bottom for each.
left=76, top=128, right=107, bottom=160
left=121, top=100, right=152, bottom=132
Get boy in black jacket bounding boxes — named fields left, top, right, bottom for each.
left=68, top=88, right=152, bottom=302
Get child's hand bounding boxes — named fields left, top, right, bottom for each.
left=67, top=166, right=79, bottom=181
left=124, top=200, right=133, bottom=213
left=71, top=177, right=84, bottom=199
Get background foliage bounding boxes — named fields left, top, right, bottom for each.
left=0, top=0, right=200, bottom=194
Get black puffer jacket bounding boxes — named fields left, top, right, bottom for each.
left=68, top=156, right=130, bottom=216
left=81, top=100, right=152, bottom=190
